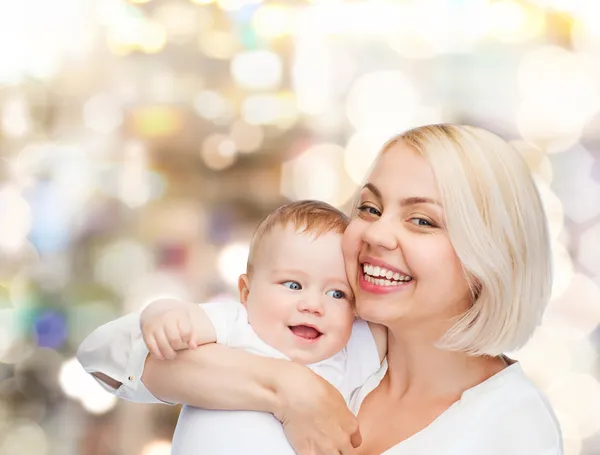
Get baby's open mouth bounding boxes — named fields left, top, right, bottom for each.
left=289, top=325, right=322, bottom=340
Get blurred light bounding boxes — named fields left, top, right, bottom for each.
left=1, top=97, right=31, bottom=138
left=94, top=240, right=154, bottom=296
left=0, top=185, right=32, bottom=253
left=124, top=271, right=192, bottom=313
left=231, top=50, right=283, bottom=90
left=550, top=241, right=574, bottom=301
left=142, top=440, right=172, bottom=455
left=545, top=273, right=600, bottom=341
left=533, top=178, right=564, bottom=241
left=107, top=16, right=167, bottom=55
left=486, top=1, right=545, bottom=43
left=131, top=0, right=153, bottom=3
left=345, top=71, right=420, bottom=136
left=343, top=131, right=386, bottom=185
left=253, top=4, right=294, bottom=38
left=551, top=144, right=600, bottom=224
left=281, top=143, right=358, bottom=207
left=229, top=121, right=264, bottom=153
left=579, top=223, right=600, bottom=276
left=0, top=336, right=35, bottom=365
left=66, top=302, right=120, bottom=347
left=528, top=0, right=580, bottom=13
left=510, top=141, right=553, bottom=184
left=131, top=106, right=183, bottom=138
left=0, top=0, right=90, bottom=83
left=218, top=242, right=249, bottom=287
left=191, top=0, right=215, bottom=4
left=153, top=3, right=198, bottom=43
left=194, top=90, right=235, bottom=123
left=29, top=254, right=72, bottom=293
left=217, top=0, right=261, bottom=11
left=0, top=309, right=18, bottom=362
left=59, top=357, right=117, bottom=414
left=546, top=373, right=600, bottom=439
left=199, top=31, right=239, bottom=60
left=386, top=0, right=488, bottom=58
left=292, top=22, right=332, bottom=116
left=119, top=140, right=151, bottom=208
left=33, top=310, right=68, bottom=350
left=516, top=46, right=600, bottom=150
left=202, top=134, right=238, bottom=171
left=83, top=93, right=124, bottom=134
left=510, top=325, right=572, bottom=389
left=0, top=419, right=47, bottom=455
left=242, top=93, right=298, bottom=127
left=571, top=3, right=600, bottom=55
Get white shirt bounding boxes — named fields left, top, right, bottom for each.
left=347, top=360, right=563, bottom=455
left=77, top=301, right=381, bottom=455
left=77, top=304, right=563, bottom=455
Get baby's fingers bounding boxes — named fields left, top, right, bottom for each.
left=144, top=332, right=164, bottom=360
left=176, top=318, right=197, bottom=349
left=154, top=329, right=178, bottom=360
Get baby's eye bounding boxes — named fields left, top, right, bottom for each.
left=326, top=289, right=346, bottom=299
left=282, top=281, right=302, bottom=290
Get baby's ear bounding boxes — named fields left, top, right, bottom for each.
left=238, top=274, right=251, bottom=306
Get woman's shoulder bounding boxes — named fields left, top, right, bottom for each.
left=457, top=362, right=563, bottom=451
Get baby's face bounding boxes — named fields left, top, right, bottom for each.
left=240, top=225, right=355, bottom=364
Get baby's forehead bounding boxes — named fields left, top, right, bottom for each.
left=253, top=225, right=345, bottom=266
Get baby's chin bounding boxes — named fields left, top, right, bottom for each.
left=286, top=341, right=348, bottom=365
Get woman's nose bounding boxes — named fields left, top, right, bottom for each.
left=361, top=218, right=399, bottom=251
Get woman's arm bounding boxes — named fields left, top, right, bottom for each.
left=143, top=344, right=362, bottom=455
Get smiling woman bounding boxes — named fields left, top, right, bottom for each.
left=77, top=124, right=562, bottom=455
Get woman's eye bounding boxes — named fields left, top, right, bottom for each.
left=357, top=205, right=381, bottom=217
left=282, top=281, right=302, bottom=290
left=409, top=217, right=434, bottom=227
left=326, top=289, right=346, bottom=299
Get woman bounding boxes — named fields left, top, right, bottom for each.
left=80, top=124, right=562, bottom=454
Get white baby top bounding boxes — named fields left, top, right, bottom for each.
left=77, top=301, right=381, bottom=455
left=77, top=302, right=563, bottom=455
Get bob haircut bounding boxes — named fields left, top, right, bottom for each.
left=247, top=200, right=350, bottom=277
left=381, top=124, right=552, bottom=356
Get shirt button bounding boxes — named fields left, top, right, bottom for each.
left=128, top=376, right=134, bottom=381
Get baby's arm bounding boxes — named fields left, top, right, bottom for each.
left=367, top=322, right=388, bottom=363
left=140, top=298, right=217, bottom=360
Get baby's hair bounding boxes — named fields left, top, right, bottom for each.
left=247, top=200, right=349, bottom=276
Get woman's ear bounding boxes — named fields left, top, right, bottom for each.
left=238, top=274, right=251, bottom=306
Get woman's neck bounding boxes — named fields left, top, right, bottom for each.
left=383, top=324, right=508, bottom=402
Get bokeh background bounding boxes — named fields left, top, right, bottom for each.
left=0, top=0, right=599, bottom=454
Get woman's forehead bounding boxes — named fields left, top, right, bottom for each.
left=367, top=141, right=441, bottom=200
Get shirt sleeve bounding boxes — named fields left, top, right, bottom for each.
left=198, top=301, right=245, bottom=345
left=342, top=319, right=382, bottom=392
left=76, top=312, right=170, bottom=404
left=76, top=301, right=245, bottom=405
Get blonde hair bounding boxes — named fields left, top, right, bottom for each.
left=247, top=200, right=349, bottom=276
left=383, top=124, right=552, bottom=356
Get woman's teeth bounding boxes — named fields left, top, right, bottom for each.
left=362, top=263, right=412, bottom=286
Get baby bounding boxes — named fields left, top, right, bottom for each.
left=78, top=200, right=386, bottom=454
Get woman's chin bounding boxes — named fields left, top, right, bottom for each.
left=355, top=298, right=411, bottom=325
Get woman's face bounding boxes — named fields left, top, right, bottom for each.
left=342, top=140, right=472, bottom=328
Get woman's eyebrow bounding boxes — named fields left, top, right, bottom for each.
left=400, top=196, right=442, bottom=208
left=363, top=183, right=442, bottom=207
left=362, top=183, right=382, bottom=199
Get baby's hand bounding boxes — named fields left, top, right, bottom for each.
left=140, top=299, right=209, bottom=360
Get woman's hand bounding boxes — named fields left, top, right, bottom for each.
left=274, top=363, right=362, bottom=455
